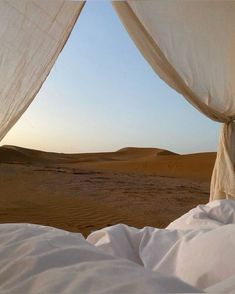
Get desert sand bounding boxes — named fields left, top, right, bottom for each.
left=0, top=145, right=215, bottom=236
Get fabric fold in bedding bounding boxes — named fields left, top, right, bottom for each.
left=88, top=200, right=235, bottom=290
left=0, top=223, right=200, bottom=293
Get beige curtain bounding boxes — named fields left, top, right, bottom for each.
left=0, top=0, right=85, bottom=141
left=112, top=0, right=235, bottom=201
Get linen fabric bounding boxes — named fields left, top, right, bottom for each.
left=0, top=223, right=201, bottom=293
left=88, top=200, right=235, bottom=291
left=112, top=0, right=235, bottom=200
left=0, top=0, right=84, bottom=141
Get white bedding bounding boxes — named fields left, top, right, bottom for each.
left=0, top=224, right=199, bottom=293
left=1, top=200, right=235, bottom=293
left=88, top=200, right=235, bottom=291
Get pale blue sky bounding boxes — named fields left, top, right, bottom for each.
left=2, top=1, right=220, bottom=154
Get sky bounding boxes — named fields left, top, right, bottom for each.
left=1, top=1, right=220, bottom=154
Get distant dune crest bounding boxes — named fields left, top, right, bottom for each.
left=117, top=147, right=178, bottom=156
left=0, top=145, right=177, bottom=164
left=0, top=145, right=216, bottom=181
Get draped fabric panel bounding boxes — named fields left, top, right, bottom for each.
left=112, top=0, right=235, bottom=200
left=210, top=122, right=235, bottom=200
left=0, top=0, right=85, bottom=141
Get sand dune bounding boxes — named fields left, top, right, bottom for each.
left=0, top=145, right=176, bottom=163
left=81, top=152, right=215, bottom=182
left=0, top=145, right=215, bottom=181
left=0, top=145, right=215, bottom=236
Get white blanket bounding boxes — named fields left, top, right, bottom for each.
left=2, top=200, right=235, bottom=293
left=0, top=224, right=199, bottom=293
left=88, top=200, right=235, bottom=292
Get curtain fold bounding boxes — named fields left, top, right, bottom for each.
left=0, top=0, right=85, bottom=141
left=210, top=122, right=235, bottom=200
left=112, top=0, right=235, bottom=200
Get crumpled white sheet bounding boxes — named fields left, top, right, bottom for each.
left=2, top=200, right=235, bottom=293
left=88, top=200, right=235, bottom=292
left=167, top=199, right=235, bottom=230
left=0, top=223, right=200, bottom=293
